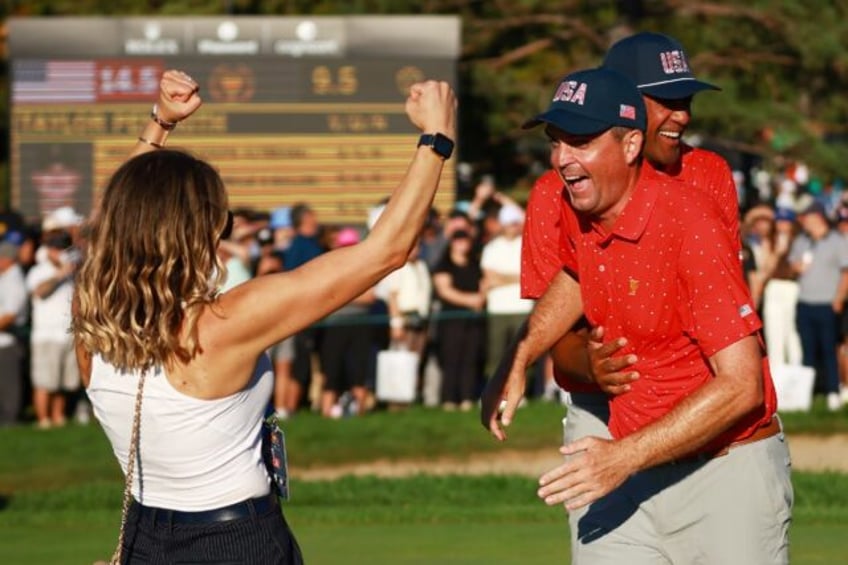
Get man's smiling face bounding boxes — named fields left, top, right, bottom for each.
left=642, top=95, right=692, bottom=172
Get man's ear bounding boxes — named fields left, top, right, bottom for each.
left=622, top=129, right=644, bottom=165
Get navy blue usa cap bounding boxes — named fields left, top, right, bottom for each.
left=522, top=67, right=646, bottom=135
left=603, top=32, right=720, bottom=100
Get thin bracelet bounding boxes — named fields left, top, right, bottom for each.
left=137, top=136, right=164, bottom=149
left=150, top=103, right=177, bottom=131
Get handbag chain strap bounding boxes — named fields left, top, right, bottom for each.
left=109, top=370, right=147, bottom=565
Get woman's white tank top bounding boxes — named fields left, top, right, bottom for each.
left=86, top=353, right=273, bottom=511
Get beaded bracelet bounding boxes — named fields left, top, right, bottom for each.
left=150, top=103, right=178, bottom=131
left=137, top=136, right=164, bottom=149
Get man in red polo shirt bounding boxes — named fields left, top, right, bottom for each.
left=531, top=33, right=740, bottom=391
left=488, top=66, right=790, bottom=564
left=496, top=32, right=743, bottom=552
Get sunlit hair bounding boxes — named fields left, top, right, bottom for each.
left=73, top=149, right=229, bottom=372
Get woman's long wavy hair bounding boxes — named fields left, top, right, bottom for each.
left=73, top=149, right=229, bottom=372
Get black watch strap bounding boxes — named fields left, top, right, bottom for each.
left=418, top=133, right=454, bottom=160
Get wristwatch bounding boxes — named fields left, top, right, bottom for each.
left=418, top=133, right=454, bottom=160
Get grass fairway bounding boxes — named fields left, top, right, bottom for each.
left=2, top=519, right=846, bottom=565
left=2, top=402, right=847, bottom=564
left=1, top=474, right=847, bottom=564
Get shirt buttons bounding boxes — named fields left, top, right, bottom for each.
left=599, top=265, right=606, bottom=272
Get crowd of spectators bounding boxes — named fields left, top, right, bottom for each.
left=740, top=168, right=848, bottom=411
left=0, top=180, right=559, bottom=425
left=1, top=165, right=847, bottom=426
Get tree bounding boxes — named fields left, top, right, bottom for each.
left=2, top=0, right=847, bottom=208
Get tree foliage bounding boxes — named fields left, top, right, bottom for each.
left=2, top=0, right=848, bottom=204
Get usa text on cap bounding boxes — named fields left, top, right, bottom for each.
left=523, top=67, right=646, bottom=135
left=603, top=32, right=720, bottom=100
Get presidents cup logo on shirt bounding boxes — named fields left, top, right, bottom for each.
left=552, top=80, right=587, bottom=105
left=660, top=50, right=691, bottom=75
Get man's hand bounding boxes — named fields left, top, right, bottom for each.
left=474, top=176, right=496, bottom=203
left=157, top=69, right=202, bottom=124
left=536, top=436, right=635, bottom=511
left=587, top=326, right=639, bottom=395
left=480, top=340, right=530, bottom=441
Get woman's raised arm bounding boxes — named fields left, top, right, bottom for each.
left=130, top=70, right=202, bottom=158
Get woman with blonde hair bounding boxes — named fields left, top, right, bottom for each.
left=74, top=70, right=455, bottom=564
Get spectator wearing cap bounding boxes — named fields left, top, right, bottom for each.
left=318, top=227, right=376, bottom=418
left=251, top=226, right=281, bottom=278
left=0, top=240, right=28, bottom=426
left=0, top=209, right=33, bottom=272
left=480, top=204, right=534, bottom=393
left=268, top=206, right=294, bottom=255
left=477, top=184, right=525, bottom=249
left=0, top=208, right=25, bottom=242
left=742, top=204, right=776, bottom=309
left=433, top=228, right=485, bottom=411
left=26, top=212, right=83, bottom=429
left=761, top=207, right=803, bottom=367
left=42, top=206, right=83, bottom=236
left=465, top=175, right=523, bottom=247
left=790, top=201, right=848, bottom=411
left=484, top=66, right=787, bottom=563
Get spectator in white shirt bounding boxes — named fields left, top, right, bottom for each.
left=26, top=226, right=80, bottom=428
left=480, top=204, right=534, bottom=386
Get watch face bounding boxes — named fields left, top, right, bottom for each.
left=418, top=133, right=454, bottom=159
left=433, top=133, right=454, bottom=159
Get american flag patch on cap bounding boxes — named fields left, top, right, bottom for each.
left=620, top=104, right=636, bottom=119
left=739, top=304, right=753, bottom=317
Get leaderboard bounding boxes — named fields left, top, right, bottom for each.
left=8, top=16, right=460, bottom=224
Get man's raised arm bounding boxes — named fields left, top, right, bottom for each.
left=481, top=270, right=583, bottom=440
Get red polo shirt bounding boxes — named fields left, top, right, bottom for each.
left=559, top=168, right=776, bottom=451
left=521, top=145, right=740, bottom=392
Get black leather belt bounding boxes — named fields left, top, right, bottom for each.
left=134, top=493, right=277, bottom=525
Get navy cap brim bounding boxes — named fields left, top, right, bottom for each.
left=639, top=78, right=720, bottom=100
left=522, top=108, right=612, bottom=136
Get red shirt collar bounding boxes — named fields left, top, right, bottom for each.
left=581, top=164, right=659, bottom=245
left=641, top=144, right=693, bottom=183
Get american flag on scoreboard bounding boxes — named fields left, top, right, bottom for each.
left=13, top=60, right=97, bottom=103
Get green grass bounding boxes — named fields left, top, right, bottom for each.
left=0, top=402, right=567, bottom=493
left=1, top=474, right=847, bottom=564
left=1, top=401, right=848, bottom=564
left=777, top=395, right=848, bottom=434
left=3, top=398, right=847, bottom=492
